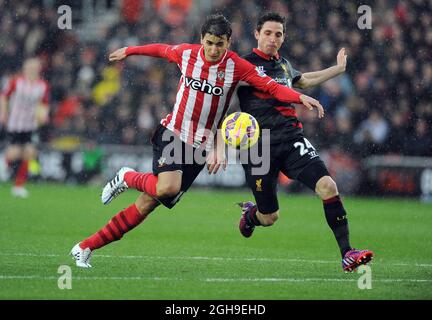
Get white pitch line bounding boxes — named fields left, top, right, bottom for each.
left=0, top=275, right=431, bottom=283
left=1, top=252, right=432, bottom=268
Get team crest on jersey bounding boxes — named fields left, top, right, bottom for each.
left=256, top=179, right=263, bottom=192
left=256, top=66, right=266, bottom=77
left=217, top=71, right=225, bottom=80
left=158, top=156, right=166, bottom=167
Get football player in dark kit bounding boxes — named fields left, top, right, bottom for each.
left=237, top=12, right=373, bottom=272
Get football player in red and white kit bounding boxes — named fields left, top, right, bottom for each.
left=0, top=58, right=49, bottom=198
left=70, top=14, right=324, bottom=268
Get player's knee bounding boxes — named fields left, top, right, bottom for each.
left=315, top=176, right=338, bottom=199
left=258, top=211, right=279, bottom=226
left=23, top=147, right=37, bottom=160
left=156, top=183, right=181, bottom=198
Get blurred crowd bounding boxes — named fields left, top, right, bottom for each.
left=1, top=0, right=431, bottom=158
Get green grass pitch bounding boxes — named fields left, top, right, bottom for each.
left=0, top=183, right=431, bottom=299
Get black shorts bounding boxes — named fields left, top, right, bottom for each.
left=7, top=131, right=38, bottom=145
left=151, top=124, right=206, bottom=209
left=242, top=136, right=329, bottom=214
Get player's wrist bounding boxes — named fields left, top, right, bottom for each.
left=336, top=64, right=345, bottom=73
left=125, top=46, right=132, bottom=56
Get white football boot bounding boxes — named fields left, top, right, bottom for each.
left=70, top=243, right=93, bottom=268
left=101, top=167, right=135, bottom=205
left=11, top=186, right=29, bottom=198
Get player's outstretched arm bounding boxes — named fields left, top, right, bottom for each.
left=109, top=44, right=180, bottom=62
left=295, top=48, right=347, bottom=89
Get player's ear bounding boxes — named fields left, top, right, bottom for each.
left=227, top=37, right=232, bottom=49
left=254, top=30, right=260, bottom=40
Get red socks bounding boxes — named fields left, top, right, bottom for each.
left=80, top=204, right=147, bottom=250
left=124, top=171, right=158, bottom=197
left=15, top=160, right=28, bottom=187
left=79, top=172, right=159, bottom=251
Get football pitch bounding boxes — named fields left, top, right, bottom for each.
left=0, top=183, right=431, bottom=300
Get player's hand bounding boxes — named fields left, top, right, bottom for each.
left=300, top=94, right=324, bottom=119
left=336, top=48, right=347, bottom=72
left=109, top=47, right=127, bottom=62
left=206, top=146, right=227, bottom=175
left=36, top=104, right=49, bottom=127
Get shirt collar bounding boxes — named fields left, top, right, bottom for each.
left=253, top=48, right=280, bottom=61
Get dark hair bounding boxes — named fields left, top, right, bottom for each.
left=256, top=12, right=286, bottom=34
left=201, top=14, right=232, bottom=40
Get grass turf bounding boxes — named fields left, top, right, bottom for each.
left=0, top=183, right=431, bottom=299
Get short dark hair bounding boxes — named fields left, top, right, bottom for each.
left=201, top=14, right=232, bottom=40
left=256, top=12, right=286, bottom=34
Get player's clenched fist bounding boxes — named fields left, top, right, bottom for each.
left=109, top=47, right=127, bottom=61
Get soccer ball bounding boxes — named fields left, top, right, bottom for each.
left=221, top=112, right=260, bottom=150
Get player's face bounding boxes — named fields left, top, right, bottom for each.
left=23, top=59, right=41, bottom=80
left=255, top=21, right=285, bottom=57
left=201, top=33, right=230, bottom=62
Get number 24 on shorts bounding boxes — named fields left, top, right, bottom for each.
left=294, top=138, right=318, bottom=158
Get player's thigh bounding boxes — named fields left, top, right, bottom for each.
left=151, top=124, right=206, bottom=208
left=151, top=124, right=183, bottom=195
left=242, top=161, right=280, bottom=214
left=156, top=162, right=205, bottom=209
left=157, top=171, right=182, bottom=195
left=279, top=137, right=326, bottom=189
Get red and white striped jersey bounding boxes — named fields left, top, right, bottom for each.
left=126, top=43, right=302, bottom=149
left=1, top=76, right=49, bottom=132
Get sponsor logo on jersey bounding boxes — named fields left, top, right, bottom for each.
left=185, top=77, right=224, bottom=96
left=273, top=77, right=292, bottom=87
left=256, top=178, right=263, bottom=192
